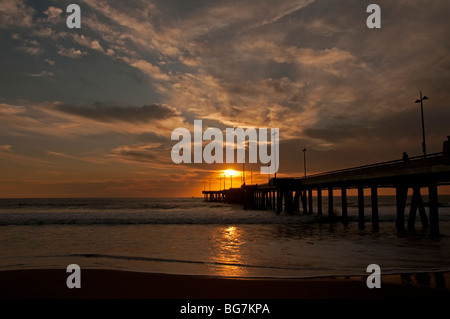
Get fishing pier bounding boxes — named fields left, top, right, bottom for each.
left=203, top=137, right=450, bottom=238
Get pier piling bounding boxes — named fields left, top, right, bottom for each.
left=429, top=183, right=439, bottom=238
left=308, top=188, right=313, bottom=215
left=317, top=188, right=322, bottom=216
left=341, top=187, right=348, bottom=226
left=371, top=185, right=379, bottom=232
left=396, top=185, right=408, bottom=234
left=358, top=186, right=365, bottom=230
left=328, top=187, right=333, bottom=217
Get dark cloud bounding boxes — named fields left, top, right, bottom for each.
left=111, top=149, right=156, bottom=162
left=109, top=142, right=168, bottom=164
left=304, top=127, right=355, bottom=142
left=54, top=102, right=179, bottom=123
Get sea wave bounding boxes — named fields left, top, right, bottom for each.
left=1, top=211, right=449, bottom=225
left=26, top=253, right=450, bottom=279
left=0, top=211, right=321, bottom=225
left=1, top=197, right=449, bottom=225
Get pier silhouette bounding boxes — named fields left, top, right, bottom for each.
left=204, top=136, right=450, bottom=238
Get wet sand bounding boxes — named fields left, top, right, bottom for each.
left=0, top=268, right=449, bottom=299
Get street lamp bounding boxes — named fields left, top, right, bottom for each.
left=272, top=131, right=278, bottom=179
left=415, top=91, right=429, bottom=158
left=302, top=147, right=307, bottom=179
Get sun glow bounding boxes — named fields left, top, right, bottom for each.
left=224, top=169, right=238, bottom=177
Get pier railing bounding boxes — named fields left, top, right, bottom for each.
left=303, top=152, right=444, bottom=180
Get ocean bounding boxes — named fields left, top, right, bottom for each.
left=0, top=197, right=449, bottom=278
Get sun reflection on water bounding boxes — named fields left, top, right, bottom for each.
left=210, top=226, right=247, bottom=277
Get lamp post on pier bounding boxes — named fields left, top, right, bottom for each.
left=415, top=91, right=429, bottom=158
left=273, top=131, right=278, bottom=179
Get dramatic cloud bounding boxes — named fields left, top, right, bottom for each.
left=54, top=103, right=180, bottom=123
left=0, top=0, right=449, bottom=197
left=110, top=143, right=163, bottom=163
left=0, top=101, right=186, bottom=141
left=15, top=38, right=44, bottom=56
left=57, top=45, right=87, bottom=59
left=0, top=0, right=34, bottom=28
left=72, top=34, right=105, bottom=53
left=43, top=6, right=63, bottom=22
left=125, top=58, right=172, bottom=82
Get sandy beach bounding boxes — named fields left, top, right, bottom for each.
left=0, top=268, right=449, bottom=300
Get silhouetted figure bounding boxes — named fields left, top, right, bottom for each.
left=402, top=152, right=409, bottom=162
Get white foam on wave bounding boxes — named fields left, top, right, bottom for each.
left=0, top=197, right=449, bottom=225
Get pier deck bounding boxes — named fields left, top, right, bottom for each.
left=204, top=138, right=450, bottom=238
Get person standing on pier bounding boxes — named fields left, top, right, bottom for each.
left=402, top=152, right=410, bottom=162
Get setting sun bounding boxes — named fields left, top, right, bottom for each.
left=224, top=169, right=239, bottom=177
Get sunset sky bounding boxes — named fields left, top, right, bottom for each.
left=0, top=0, right=449, bottom=197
